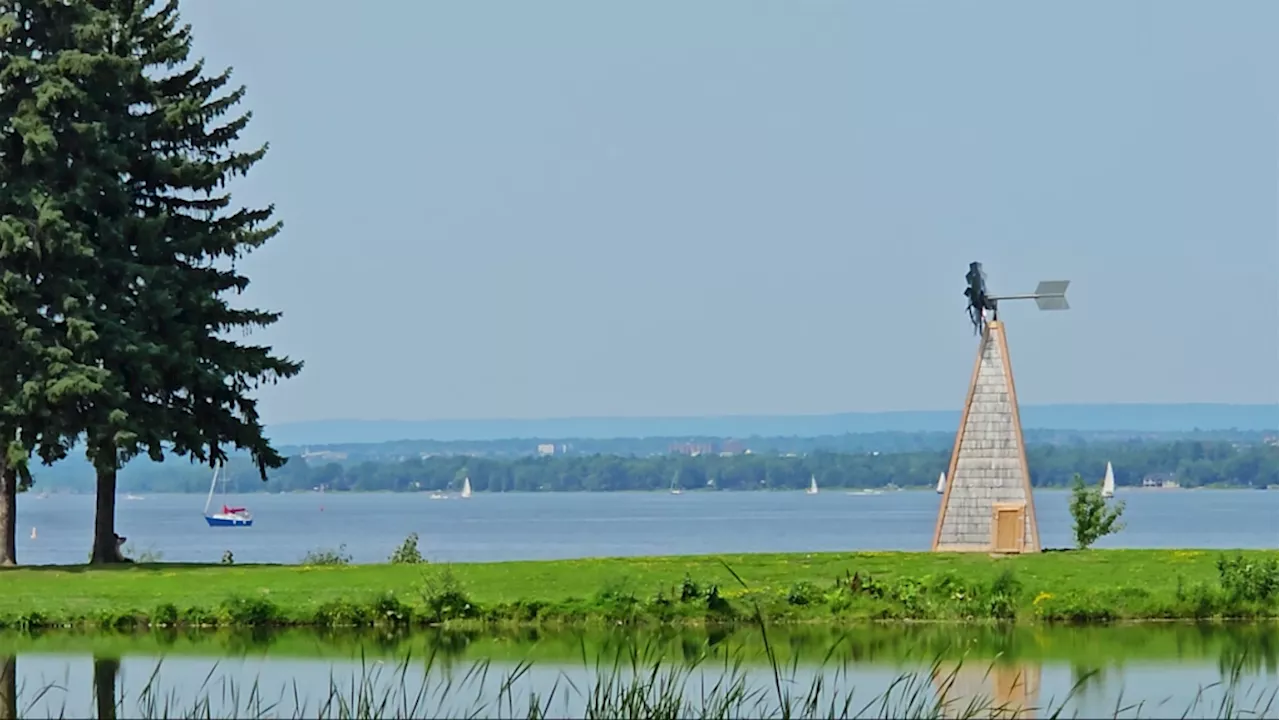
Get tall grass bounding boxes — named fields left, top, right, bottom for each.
left=11, top=634, right=1277, bottom=720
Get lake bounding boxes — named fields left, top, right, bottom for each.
left=14, top=488, right=1279, bottom=566
left=1, top=623, right=1275, bottom=719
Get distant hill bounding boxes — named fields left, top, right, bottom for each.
left=266, top=403, right=1279, bottom=446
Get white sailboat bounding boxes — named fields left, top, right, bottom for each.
left=936, top=472, right=946, bottom=494
left=669, top=471, right=683, bottom=495
left=806, top=475, right=819, bottom=495
left=460, top=476, right=473, bottom=499
left=1101, top=462, right=1116, bottom=498
left=203, top=466, right=252, bottom=527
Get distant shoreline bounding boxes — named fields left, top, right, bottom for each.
left=22, top=485, right=1277, bottom=497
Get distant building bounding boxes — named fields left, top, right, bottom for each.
left=301, top=450, right=348, bottom=463
left=1141, top=473, right=1181, bottom=489
left=536, top=443, right=556, bottom=456
left=670, top=442, right=713, bottom=457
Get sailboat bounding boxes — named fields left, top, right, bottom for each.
left=460, top=476, right=473, bottom=499
left=204, top=466, right=253, bottom=527
left=669, top=471, right=683, bottom=495
left=936, top=472, right=946, bottom=494
left=806, top=475, right=819, bottom=495
left=1101, top=462, right=1116, bottom=499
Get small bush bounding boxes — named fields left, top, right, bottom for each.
left=370, top=592, right=413, bottom=625
left=151, top=603, right=179, bottom=627
left=418, top=567, right=479, bottom=622
left=389, top=533, right=427, bottom=565
left=704, top=585, right=733, bottom=617
left=217, top=595, right=281, bottom=627
left=679, top=575, right=701, bottom=603
left=1216, top=553, right=1279, bottom=603
left=594, top=580, right=641, bottom=622
left=302, top=545, right=352, bottom=566
left=786, top=581, right=820, bottom=607
left=1069, top=473, right=1125, bottom=549
left=313, top=599, right=373, bottom=627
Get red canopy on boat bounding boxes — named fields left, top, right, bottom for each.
left=222, top=505, right=247, bottom=514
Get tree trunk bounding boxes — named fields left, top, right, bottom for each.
left=0, top=655, right=15, bottom=720
left=0, top=456, right=15, bottom=567
left=92, top=656, right=119, bottom=720
left=89, top=459, right=125, bottom=565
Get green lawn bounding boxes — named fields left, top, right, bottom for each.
left=0, top=549, right=1275, bottom=628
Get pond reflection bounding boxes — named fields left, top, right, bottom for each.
left=0, top=622, right=1275, bottom=719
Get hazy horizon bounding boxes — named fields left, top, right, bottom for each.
left=264, top=402, right=1279, bottom=446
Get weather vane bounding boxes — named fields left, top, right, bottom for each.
left=963, top=262, right=1070, bottom=335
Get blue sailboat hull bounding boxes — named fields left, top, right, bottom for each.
left=205, top=515, right=252, bottom=527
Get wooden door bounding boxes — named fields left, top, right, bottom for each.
left=992, top=503, right=1026, bottom=553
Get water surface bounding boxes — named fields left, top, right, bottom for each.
left=2, top=623, right=1274, bottom=718
left=16, top=489, right=1277, bottom=566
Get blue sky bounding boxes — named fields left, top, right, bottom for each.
left=181, top=0, right=1278, bottom=424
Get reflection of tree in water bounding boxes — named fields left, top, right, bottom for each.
left=0, top=655, right=14, bottom=720
left=93, top=655, right=121, bottom=720
left=423, top=629, right=479, bottom=660
left=222, top=627, right=276, bottom=656
left=1216, top=624, right=1278, bottom=680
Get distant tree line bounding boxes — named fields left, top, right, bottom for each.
left=32, top=440, right=1279, bottom=494
left=276, top=428, right=1277, bottom=462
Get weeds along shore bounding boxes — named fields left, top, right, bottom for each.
left=0, top=547, right=1275, bottom=631
left=9, top=638, right=1279, bottom=720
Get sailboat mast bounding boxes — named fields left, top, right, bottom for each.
left=204, top=466, right=219, bottom=515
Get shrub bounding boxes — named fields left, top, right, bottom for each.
left=786, top=581, right=820, bottom=606
left=217, top=595, right=281, bottom=626
left=313, top=599, right=373, bottom=627
left=985, top=567, right=1023, bottom=620
left=1216, top=553, right=1279, bottom=603
left=151, top=603, right=180, bottom=627
left=594, top=580, right=641, bottom=622
left=704, top=585, right=733, bottom=617
left=389, top=533, right=427, bottom=564
left=302, top=544, right=352, bottom=566
left=1068, top=473, right=1125, bottom=549
left=679, top=575, right=702, bottom=603
left=418, top=567, right=479, bottom=622
left=370, top=592, right=413, bottom=625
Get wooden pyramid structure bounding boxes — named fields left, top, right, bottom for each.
left=931, top=320, right=1041, bottom=553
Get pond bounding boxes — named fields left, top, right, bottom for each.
left=1, top=622, right=1274, bottom=718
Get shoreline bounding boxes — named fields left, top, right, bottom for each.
left=0, top=549, right=1275, bottom=630
left=23, top=485, right=1277, bottom=496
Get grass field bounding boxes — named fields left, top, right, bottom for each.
left=0, top=549, right=1275, bottom=629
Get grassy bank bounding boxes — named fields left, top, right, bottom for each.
left=0, top=550, right=1275, bottom=630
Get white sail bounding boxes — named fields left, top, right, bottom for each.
left=1101, top=462, right=1115, bottom=498
left=806, top=475, right=819, bottom=495
left=461, top=476, right=473, bottom=499
left=204, top=465, right=220, bottom=515
left=936, top=472, right=946, bottom=494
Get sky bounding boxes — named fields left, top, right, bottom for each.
left=178, top=0, right=1278, bottom=425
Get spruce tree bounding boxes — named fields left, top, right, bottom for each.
left=2, top=0, right=300, bottom=564
left=79, top=0, right=301, bottom=563
left=0, top=0, right=114, bottom=564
